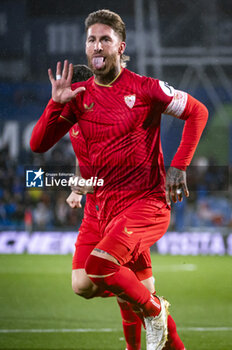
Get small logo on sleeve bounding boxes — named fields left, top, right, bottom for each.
left=159, top=81, right=174, bottom=97
left=124, top=95, right=136, bottom=109
left=71, top=129, right=79, bottom=137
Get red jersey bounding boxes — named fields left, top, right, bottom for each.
left=69, top=124, right=97, bottom=219
left=62, top=68, right=174, bottom=220
left=31, top=68, right=208, bottom=220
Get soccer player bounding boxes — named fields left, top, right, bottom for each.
left=30, top=10, right=208, bottom=350
left=68, top=65, right=186, bottom=350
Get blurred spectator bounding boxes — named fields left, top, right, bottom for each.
left=24, top=208, right=33, bottom=233
left=33, top=202, right=51, bottom=229
left=54, top=193, right=69, bottom=226
left=33, top=192, right=53, bottom=229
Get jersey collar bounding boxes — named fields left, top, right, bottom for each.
left=94, top=68, right=124, bottom=87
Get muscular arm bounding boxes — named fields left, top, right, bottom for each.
left=165, top=92, right=208, bottom=204
left=170, top=94, right=208, bottom=170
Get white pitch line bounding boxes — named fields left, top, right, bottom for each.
left=179, top=327, right=232, bottom=332
left=154, top=264, right=197, bottom=272
left=0, top=328, right=115, bottom=333
left=0, top=327, right=232, bottom=333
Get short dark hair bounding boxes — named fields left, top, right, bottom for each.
left=85, top=9, right=129, bottom=67
left=85, top=9, right=126, bottom=41
left=72, top=64, right=93, bottom=84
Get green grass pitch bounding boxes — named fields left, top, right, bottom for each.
left=0, top=254, right=231, bottom=350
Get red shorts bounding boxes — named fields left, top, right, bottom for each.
left=72, top=215, right=153, bottom=280
left=97, top=198, right=170, bottom=265
left=125, top=248, right=152, bottom=280
left=72, top=216, right=101, bottom=269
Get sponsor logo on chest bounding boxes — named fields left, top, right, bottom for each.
left=84, top=102, right=94, bottom=111
left=124, top=94, right=136, bottom=109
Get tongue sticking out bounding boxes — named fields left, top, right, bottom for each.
left=92, top=57, right=105, bottom=69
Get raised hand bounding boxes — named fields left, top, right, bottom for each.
left=48, top=60, right=85, bottom=104
left=165, top=167, right=189, bottom=205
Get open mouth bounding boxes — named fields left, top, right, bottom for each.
left=92, top=56, right=106, bottom=69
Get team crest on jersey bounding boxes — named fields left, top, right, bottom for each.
left=124, top=95, right=136, bottom=109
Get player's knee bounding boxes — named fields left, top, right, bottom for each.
left=73, top=288, right=93, bottom=299
left=72, top=280, right=95, bottom=299
left=72, top=279, right=84, bottom=295
left=72, top=272, right=95, bottom=299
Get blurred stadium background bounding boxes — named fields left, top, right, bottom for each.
left=0, top=0, right=232, bottom=252
left=0, top=1, right=232, bottom=349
